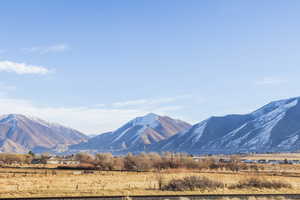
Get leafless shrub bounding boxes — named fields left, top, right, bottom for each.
left=155, top=172, right=167, bottom=190
left=0, top=153, right=33, bottom=164
left=75, top=152, right=94, bottom=164
left=95, top=153, right=114, bottom=170
left=230, top=177, right=291, bottom=189
left=161, top=176, right=224, bottom=191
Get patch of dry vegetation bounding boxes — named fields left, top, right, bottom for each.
left=243, top=153, right=300, bottom=161
left=0, top=152, right=299, bottom=198
left=160, top=176, right=291, bottom=191
left=0, top=168, right=298, bottom=198
left=229, top=177, right=291, bottom=189
left=219, top=197, right=292, bottom=200
left=161, top=176, right=224, bottom=191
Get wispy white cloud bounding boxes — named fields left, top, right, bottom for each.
left=22, top=44, right=69, bottom=54
left=0, top=82, right=16, bottom=91
left=112, top=99, right=149, bottom=107
left=0, top=61, right=50, bottom=75
left=0, top=97, right=146, bottom=134
left=110, top=96, right=194, bottom=120
left=112, top=95, right=192, bottom=108
left=0, top=82, right=16, bottom=98
left=152, top=105, right=184, bottom=113
left=0, top=95, right=193, bottom=134
left=255, top=77, right=287, bottom=86
left=93, top=104, right=106, bottom=108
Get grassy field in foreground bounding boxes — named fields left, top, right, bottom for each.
left=1, top=167, right=300, bottom=198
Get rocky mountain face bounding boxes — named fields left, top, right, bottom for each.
left=70, top=113, right=192, bottom=153
left=154, top=97, right=300, bottom=154
left=2, top=96, right=300, bottom=155
left=0, top=114, right=88, bottom=153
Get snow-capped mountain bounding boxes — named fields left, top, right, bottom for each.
left=0, top=114, right=88, bottom=153
left=3, top=96, right=300, bottom=155
left=71, top=113, right=191, bottom=153
left=154, top=97, right=300, bottom=154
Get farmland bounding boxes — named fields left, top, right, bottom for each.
left=0, top=165, right=300, bottom=198
left=0, top=153, right=300, bottom=198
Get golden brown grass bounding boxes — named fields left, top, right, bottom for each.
left=243, top=153, right=300, bottom=160
left=219, top=198, right=291, bottom=200
left=0, top=166, right=300, bottom=198
left=200, top=153, right=300, bottom=161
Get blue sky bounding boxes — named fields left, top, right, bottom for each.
left=1, top=1, right=300, bottom=134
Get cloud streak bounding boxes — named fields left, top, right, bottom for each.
left=0, top=82, right=16, bottom=91
left=0, top=61, right=50, bottom=75
left=255, top=77, right=287, bottom=86
left=22, top=44, right=69, bottom=54
left=0, top=95, right=192, bottom=134
left=112, top=95, right=192, bottom=108
left=0, top=97, right=146, bottom=134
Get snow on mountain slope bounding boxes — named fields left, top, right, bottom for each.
left=71, top=113, right=191, bottom=153
left=5, top=96, right=300, bottom=155
left=0, top=139, right=27, bottom=153
left=0, top=114, right=88, bottom=153
left=153, top=97, right=300, bottom=154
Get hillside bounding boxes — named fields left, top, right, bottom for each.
left=0, top=114, right=88, bottom=153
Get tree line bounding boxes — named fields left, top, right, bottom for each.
left=0, top=151, right=263, bottom=172
left=74, top=152, right=263, bottom=172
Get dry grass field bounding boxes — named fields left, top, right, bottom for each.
left=1, top=166, right=300, bottom=198
left=200, top=152, right=300, bottom=161
left=242, top=153, right=300, bottom=160
left=1, top=153, right=300, bottom=198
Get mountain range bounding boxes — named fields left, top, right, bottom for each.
left=153, top=97, right=300, bottom=154
left=0, top=114, right=87, bottom=153
left=1, top=96, right=300, bottom=154
left=70, top=113, right=191, bottom=154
